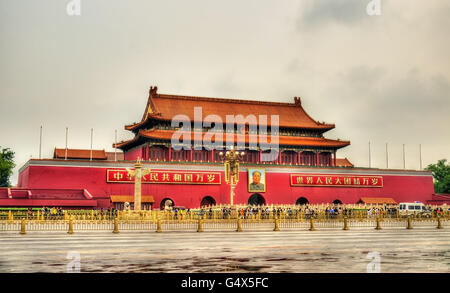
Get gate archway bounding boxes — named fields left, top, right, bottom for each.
left=296, top=197, right=309, bottom=205
left=160, top=198, right=174, bottom=210
left=200, top=196, right=216, bottom=207
left=248, top=193, right=266, bottom=206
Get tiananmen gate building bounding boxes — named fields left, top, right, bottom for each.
left=3, top=86, right=447, bottom=209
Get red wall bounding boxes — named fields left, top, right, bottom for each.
left=124, top=147, right=143, bottom=161
left=18, top=166, right=29, bottom=187
left=18, top=162, right=435, bottom=209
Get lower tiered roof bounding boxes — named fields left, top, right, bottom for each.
left=114, top=129, right=350, bottom=150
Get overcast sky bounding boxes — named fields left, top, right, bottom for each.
left=1, top=0, right=449, bottom=185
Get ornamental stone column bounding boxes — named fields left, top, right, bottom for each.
left=127, top=158, right=151, bottom=211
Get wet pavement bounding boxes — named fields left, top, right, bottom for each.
left=0, top=228, right=449, bottom=273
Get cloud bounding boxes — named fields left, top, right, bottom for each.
left=338, top=65, right=386, bottom=94
left=297, top=0, right=368, bottom=30
left=213, top=73, right=239, bottom=98
left=327, top=66, right=450, bottom=142
left=373, top=71, right=450, bottom=132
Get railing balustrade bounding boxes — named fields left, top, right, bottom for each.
left=1, top=204, right=448, bottom=233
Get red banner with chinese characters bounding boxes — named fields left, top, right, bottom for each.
left=290, top=174, right=383, bottom=188
left=107, top=169, right=221, bottom=185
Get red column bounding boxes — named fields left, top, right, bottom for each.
left=190, top=149, right=193, bottom=162
left=259, top=150, right=262, bottom=163
left=211, top=149, right=214, bottom=162
left=316, top=152, right=319, bottom=166
left=334, top=151, right=337, bottom=167
left=297, top=151, right=301, bottom=165
left=168, top=147, right=172, bottom=161
left=278, top=151, right=282, bottom=165
left=147, top=145, right=150, bottom=161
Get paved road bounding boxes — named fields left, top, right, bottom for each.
left=0, top=228, right=449, bottom=273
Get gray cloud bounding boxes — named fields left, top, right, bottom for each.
left=372, top=71, right=450, bottom=133
left=329, top=66, right=450, bottom=131
left=213, top=73, right=239, bottom=98
left=339, top=66, right=386, bottom=92
left=297, top=0, right=368, bottom=30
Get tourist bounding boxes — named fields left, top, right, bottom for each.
left=51, top=207, right=57, bottom=219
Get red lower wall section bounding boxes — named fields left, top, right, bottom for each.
left=15, top=160, right=435, bottom=209
left=17, top=166, right=29, bottom=187
left=124, top=147, right=143, bottom=161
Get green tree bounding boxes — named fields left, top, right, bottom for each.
left=425, top=159, right=450, bottom=194
left=0, top=147, right=15, bottom=187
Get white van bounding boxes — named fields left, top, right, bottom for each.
left=398, top=202, right=431, bottom=217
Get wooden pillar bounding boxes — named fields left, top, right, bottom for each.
left=297, top=151, right=301, bottom=165
left=190, top=149, right=193, bottom=162
left=146, top=144, right=150, bottom=161
left=278, top=150, right=282, bottom=165
left=316, top=152, right=319, bottom=166
left=334, top=151, right=337, bottom=167
left=168, top=146, right=172, bottom=161
left=259, top=150, right=262, bottom=163
left=211, top=149, right=214, bottom=162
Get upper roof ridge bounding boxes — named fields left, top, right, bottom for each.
left=155, top=93, right=301, bottom=108
left=126, top=86, right=336, bottom=132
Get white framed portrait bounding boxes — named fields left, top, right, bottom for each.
left=248, top=168, right=266, bottom=193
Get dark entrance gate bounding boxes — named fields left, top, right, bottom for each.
left=200, top=196, right=216, bottom=207
left=296, top=197, right=309, bottom=205
left=160, top=198, right=174, bottom=210
left=248, top=193, right=266, bottom=206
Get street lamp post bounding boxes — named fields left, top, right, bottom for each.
left=219, top=147, right=245, bottom=206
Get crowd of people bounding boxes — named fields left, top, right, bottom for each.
left=36, top=207, right=65, bottom=218
left=188, top=204, right=417, bottom=220
left=24, top=207, right=119, bottom=220
left=9, top=203, right=448, bottom=221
